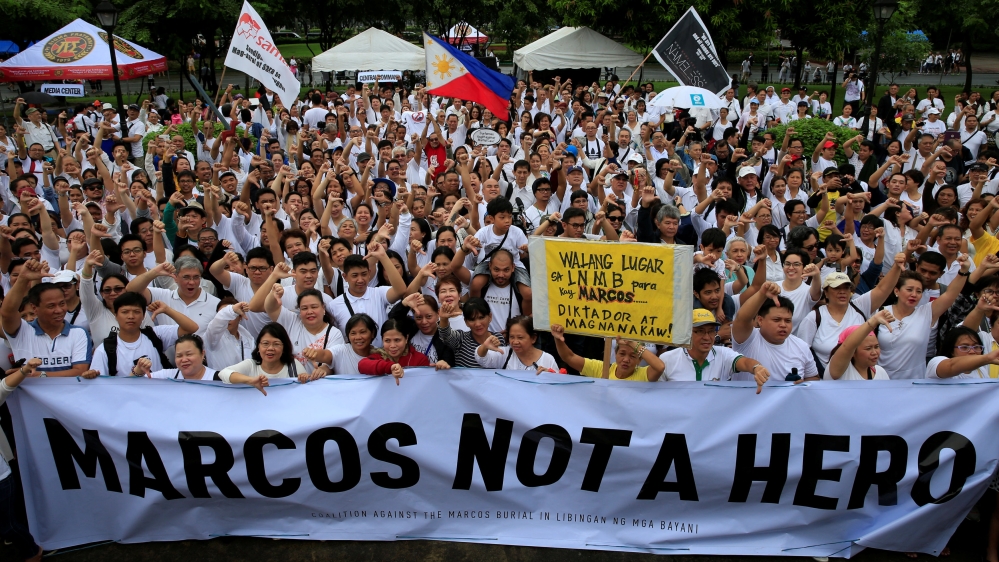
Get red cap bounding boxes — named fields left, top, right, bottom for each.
left=781, top=87, right=791, bottom=93
left=822, top=140, right=837, bottom=149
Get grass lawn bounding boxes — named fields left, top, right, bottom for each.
left=275, top=43, right=323, bottom=61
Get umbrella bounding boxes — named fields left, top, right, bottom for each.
left=649, top=86, right=725, bottom=109
left=21, top=91, right=58, bottom=105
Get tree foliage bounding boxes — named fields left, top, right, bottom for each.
left=762, top=0, right=866, bottom=88
left=0, top=0, right=89, bottom=48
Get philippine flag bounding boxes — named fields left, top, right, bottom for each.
left=423, top=32, right=514, bottom=120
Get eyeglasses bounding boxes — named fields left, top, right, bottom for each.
left=565, top=222, right=586, bottom=229
left=179, top=275, right=202, bottom=283
left=956, top=345, right=984, bottom=353
left=259, top=341, right=284, bottom=349
left=535, top=187, right=551, bottom=193
left=247, top=266, right=272, bottom=273
left=101, top=286, right=125, bottom=295
left=784, top=261, right=804, bottom=268
left=199, top=237, right=218, bottom=243
left=981, top=289, right=997, bottom=296
left=121, top=248, right=144, bottom=255
left=802, top=244, right=818, bottom=251
left=607, top=215, right=624, bottom=222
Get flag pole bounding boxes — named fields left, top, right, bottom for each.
left=213, top=67, right=228, bottom=107
left=620, top=50, right=656, bottom=90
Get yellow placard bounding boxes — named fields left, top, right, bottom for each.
left=532, top=238, right=692, bottom=345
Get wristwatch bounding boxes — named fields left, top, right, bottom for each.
left=39, top=371, right=48, bottom=378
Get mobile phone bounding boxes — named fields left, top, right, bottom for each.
left=12, top=358, right=26, bottom=369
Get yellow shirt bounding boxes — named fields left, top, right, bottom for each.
left=972, top=232, right=999, bottom=267
left=580, top=358, right=650, bottom=382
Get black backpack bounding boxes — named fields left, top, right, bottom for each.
left=105, top=327, right=173, bottom=376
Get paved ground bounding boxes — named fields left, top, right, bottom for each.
left=0, top=515, right=988, bottom=561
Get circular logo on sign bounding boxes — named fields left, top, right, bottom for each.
left=43, top=32, right=95, bottom=64
left=470, top=128, right=502, bottom=146
left=98, top=32, right=144, bottom=60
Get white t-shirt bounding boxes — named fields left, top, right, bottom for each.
left=659, top=346, right=744, bottom=381
left=401, top=111, right=428, bottom=139
left=916, top=98, right=945, bottom=115
left=275, top=308, right=345, bottom=374
left=780, top=281, right=818, bottom=339
left=920, top=119, right=947, bottom=138
left=732, top=328, right=818, bottom=382
left=925, top=355, right=988, bottom=379
left=218, top=358, right=309, bottom=382
left=331, top=343, right=366, bottom=374
left=222, top=273, right=273, bottom=336
left=838, top=362, right=889, bottom=381
left=474, top=225, right=528, bottom=269
left=795, top=292, right=873, bottom=370
left=877, top=303, right=934, bottom=379
left=89, top=326, right=180, bottom=377
left=475, top=348, right=559, bottom=371
left=149, top=367, right=217, bottom=380
left=482, top=282, right=522, bottom=333
left=331, top=285, right=397, bottom=346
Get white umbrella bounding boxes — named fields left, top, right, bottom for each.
left=648, top=86, right=725, bottom=109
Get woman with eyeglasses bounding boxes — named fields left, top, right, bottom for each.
left=80, top=249, right=153, bottom=344
left=218, top=323, right=310, bottom=394
left=926, top=327, right=999, bottom=379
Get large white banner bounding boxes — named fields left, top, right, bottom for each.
left=9, top=372, right=999, bottom=557
left=223, top=1, right=301, bottom=105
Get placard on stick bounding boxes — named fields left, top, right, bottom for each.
left=529, top=237, right=693, bottom=346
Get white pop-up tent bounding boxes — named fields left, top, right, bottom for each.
left=0, top=18, right=166, bottom=81
left=447, top=23, right=488, bottom=45
left=513, top=27, right=642, bottom=70
left=311, top=27, right=424, bottom=71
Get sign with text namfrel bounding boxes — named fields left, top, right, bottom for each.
left=9, top=374, right=999, bottom=557
left=530, top=237, right=692, bottom=345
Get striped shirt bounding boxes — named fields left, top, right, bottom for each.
left=437, top=325, right=505, bottom=368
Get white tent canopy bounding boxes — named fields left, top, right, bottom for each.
left=513, top=27, right=642, bottom=71
left=0, top=18, right=166, bottom=82
left=312, top=28, right=424, bottom=72
left=447, top=23, right=488, bottom=45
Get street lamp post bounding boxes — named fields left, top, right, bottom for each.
left=95, top=0, right=125, bottom=114
left=867, top=0, right=898, bottom=109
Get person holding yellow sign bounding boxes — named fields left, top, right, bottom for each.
left=550, top=323, right=665, bottom=381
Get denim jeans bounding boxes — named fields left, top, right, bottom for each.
left=0, top=465, right=39, bottom=560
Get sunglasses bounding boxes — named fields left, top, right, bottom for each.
left=607, top=215, right=624, bottom=222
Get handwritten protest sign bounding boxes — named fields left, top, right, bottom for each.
left=529, top=238, right=692, bottom=345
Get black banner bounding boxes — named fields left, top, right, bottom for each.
left=652, top=7, right=732, bottom=95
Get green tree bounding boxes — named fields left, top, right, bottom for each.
left=547, top=0, right=765, bottom=69
left=491, top=0, right=553, bottom=55
left=0, top=0, right=89, bottom=48
left=912, top=0, right=999, bottom=92
left=858, top=29, right=929, bottom=85
left=763, top=0, right=865, bottom=90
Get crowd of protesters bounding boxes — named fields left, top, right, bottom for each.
left=3, top=64, right=999, bottom=559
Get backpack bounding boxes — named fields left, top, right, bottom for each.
left=105, top=327, right=173, bottom=376
left=810, top=301, right=872, bottom=378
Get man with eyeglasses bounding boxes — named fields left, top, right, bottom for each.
left=523, top=178, right=560, bottom=231
left=559, top=207, right=617, bottom=241
left=210, top=247, right=276, bottom=336
left=126, top=255, right=220, bottom=338
left=659, top=309, right=770, bottom=389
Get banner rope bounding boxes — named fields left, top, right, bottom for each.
left=781, top=539, right=858, bottom=551
left=492, top=372, right=595, bottom=385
